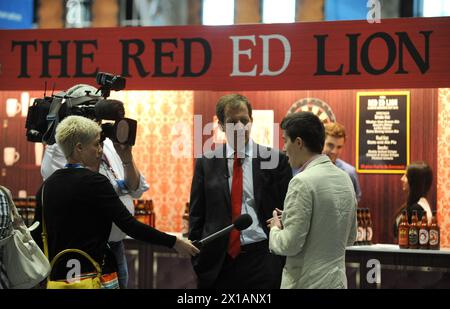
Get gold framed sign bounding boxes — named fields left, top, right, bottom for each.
left=356, top=91, right=410, bottom=174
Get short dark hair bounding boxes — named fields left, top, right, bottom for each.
left=216, top=94, right=252, bottom=124
left=281, top=112, right=325, bottom=154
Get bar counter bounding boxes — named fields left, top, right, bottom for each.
left=123, top=239, right=450, bottom=289
left=345, top=244, right=450, bottom=288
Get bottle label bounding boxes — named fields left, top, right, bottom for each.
left=429, top=230, right=439, bottom=246
left=419, top=229, right=429, bottom=245
left=136, top=215, right=146, bottom=225
left=357, top=227, right=364, bottom=242
left=366, top=227, right=373, bottom=241
left=399, top=228, right=408, bottom=246
left=408, top=228, right=418, bottom=245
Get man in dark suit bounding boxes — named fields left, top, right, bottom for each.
left=189, top=94, right=292, bottom=289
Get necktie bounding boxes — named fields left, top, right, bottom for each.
left=228, top=154, right=243, bottom=258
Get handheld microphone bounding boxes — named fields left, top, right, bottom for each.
left=193, top=214, right=252, bottom=249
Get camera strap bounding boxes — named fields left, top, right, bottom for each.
left=42, top=92, right=66, bottom=145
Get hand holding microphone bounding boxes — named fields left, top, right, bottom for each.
left=173, top=237, right=200, bottom=256
left=192, top=214, right=253, bottom=249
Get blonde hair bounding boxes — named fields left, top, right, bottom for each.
left=55, top=116, right=102, bottom=159
left=324, top=122, right=346, bottom=141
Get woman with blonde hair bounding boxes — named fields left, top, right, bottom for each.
left=32, top=115, right=198, bottom=283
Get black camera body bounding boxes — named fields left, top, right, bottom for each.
left=96, top=72, right=126, bottom=98
left=25, top=72, right=137, bottom=146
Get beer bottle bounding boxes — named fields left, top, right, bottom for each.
left=398, top=210, right=409, bottom=249
left=429, top=211, right=440, bottom=250
left=361, top=209, right=368, bottom=245
left=148, top=200, right=155, bottom=227
left=356, top=209, right=364, bottom=246
left=354, top=209, right=359, bottom=245
left=408, top=210, right=419, bottom=249
left=143, top=200, right=151, bottom=226
left=418, top=212, right=429, bottom=249
left=365, top=208, right=373, bottom=245
left=182, top=202, right=190, bottom=238
left=135, top=199, right=146, bottom=224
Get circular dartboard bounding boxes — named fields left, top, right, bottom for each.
left=287, top=98, right=336, bottom=124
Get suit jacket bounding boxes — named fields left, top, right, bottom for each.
left=335, top=159, right=362, bottom=202
left=189, top=143, right=292, bottom=287
left=269, top=155, right=357, bottom=289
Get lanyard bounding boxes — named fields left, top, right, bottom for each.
left=101, top=155, right=129, bottom=193
left=64, top=163, right=84, bottom=169
left=101, top=155, right=119, bottom=180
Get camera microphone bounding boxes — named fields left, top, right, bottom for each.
left=96, top=72, right=126, bottom=98
left=96, top=72, right=126, bottom=91
left=94, top=99, right=125, bottom=121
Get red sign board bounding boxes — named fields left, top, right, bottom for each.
left=0, top=17, right=449, bottom=90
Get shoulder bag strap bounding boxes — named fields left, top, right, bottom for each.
left=0, top=186, right=39, bottom=246
left=40, top=184, right=49, bottom=259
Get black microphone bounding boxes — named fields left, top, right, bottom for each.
left=94, top=99, right=125, bottom=121
left=193, top=214, right=252, bottom=249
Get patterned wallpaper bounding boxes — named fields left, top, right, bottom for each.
left=438, top=88, right=450, bottom=248
left=110, top=91, right=194, bottom=232
left=1, top=88, right=448, bottom=240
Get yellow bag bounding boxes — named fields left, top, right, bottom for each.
left=46, top=248, right=102, bottom=289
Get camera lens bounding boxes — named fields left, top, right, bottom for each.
left=116, top=119, right=130, bottom=144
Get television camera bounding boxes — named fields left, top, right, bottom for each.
left=25, top=72, right=137, bottom=146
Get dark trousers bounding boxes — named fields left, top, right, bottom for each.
left=210, top=240, right=283, bottom=289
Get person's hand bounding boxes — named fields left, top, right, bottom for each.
left=268, top=209, right=283, bottom=230
left=113, top=142, right=133, bottom=163
left=173, top=237, right=200, bottom=257
left=266, top=208, right=283, bottom=228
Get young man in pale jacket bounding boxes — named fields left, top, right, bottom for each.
left=268, top=112, right=357, bottom=289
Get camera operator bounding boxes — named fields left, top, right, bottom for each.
left=40, top=84, right=147, bottom=289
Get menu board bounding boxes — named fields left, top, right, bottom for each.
left=356, top=91, right=410, bottom=174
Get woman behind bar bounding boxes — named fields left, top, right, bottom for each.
left=31, top=115, right=198, bottom=281
left=394, top=161, right=433, bottom=237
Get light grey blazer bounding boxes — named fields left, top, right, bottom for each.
left=269, top=155, right=357, bottom=289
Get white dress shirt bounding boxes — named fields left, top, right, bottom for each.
left=226, top=139, right=267, bottom=245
